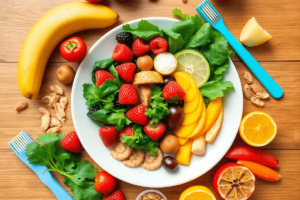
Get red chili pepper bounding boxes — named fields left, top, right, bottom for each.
left=226, top=146, right=279, bottom=168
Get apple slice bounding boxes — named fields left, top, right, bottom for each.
left=191, top=135, right=206, bottom=155
left=240, top=17, right=272, bottom=47
left=206, top=106, right=223, bottom=142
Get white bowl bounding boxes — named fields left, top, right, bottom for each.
left=71, top=17, right=243, bottom=188
left=136, top=189, right=167, bottom=200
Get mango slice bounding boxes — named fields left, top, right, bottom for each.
left=189, top=101, right=208, bottom=139
left=206, top=106, right=223, bottom=142
left=200, top=97, right=222, bottom=135
left=174, top=121, right=198, bottom=138
left=240, top=17, right=272, bottom=47
left=177, top=137, right=189, bottom=146
left=173, top=72, right=191, bottom=91
left=184, top=77, right=197, bottom=102
left=176, top=140, right=193, bottom=165
left=183, top=92, right=200, bottom=113
left=182, top=101, right=202, bottom=125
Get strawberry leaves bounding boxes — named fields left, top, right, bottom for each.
left=25, top=133, right=101, bottom=200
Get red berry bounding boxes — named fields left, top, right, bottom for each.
left=99, top=126, right=118, bottom=147
left=119, top=125, right=135, bottom=141
left=119, top=84, right=139, bottom=105
left=126, top=104, right=148, bottom=126
left=149, top=36, right=168, bottom=55
left=112, top=43, right=133, bottom=63
left=95, top=70, right=115, bottom=87
left=132, top=38, right=150, bottom=56
left=162, top=81, right=186, bottom=101
left=115, top=63, right=136, bottom=83
left=61, top=131, right=82, bottom=153
left=103, top=189, right=125, bottom=200
left=143, top=120, right=166, bottom=141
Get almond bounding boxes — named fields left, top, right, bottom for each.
left=243, top=71, right=253, bottom=84
left=256, top=92, right=270, bottom=99
left=250, top=84, right=264, bottom=93
left=251, top=97, right=264, bottom=107
left=15, top=101, right=28, bottom=111
left=243, top=84, right=252, bottom=100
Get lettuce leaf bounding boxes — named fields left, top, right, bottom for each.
left=122, top=20, right=161, bottom=40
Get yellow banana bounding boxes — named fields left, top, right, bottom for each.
left=18, top=2, right=119, bottom=99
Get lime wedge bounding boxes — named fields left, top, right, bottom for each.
left=175, top=49, right=210, bottom=87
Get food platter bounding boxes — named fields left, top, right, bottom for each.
left=71, top=17, right=243, bottom=188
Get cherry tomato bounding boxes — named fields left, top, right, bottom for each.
left=60, top=37, right=87, bottom=62
left=85, top=0, right=102, bottom=3
left=94, top=171, right=117, bottom=194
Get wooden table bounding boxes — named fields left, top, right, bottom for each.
left=0, top=0, right=299, bottom=199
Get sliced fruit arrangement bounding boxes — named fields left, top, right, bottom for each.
left=18, top=2, right=118, bottom=99
left=213, top=163, right=256, bottom=200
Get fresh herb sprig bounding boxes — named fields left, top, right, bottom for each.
left=145, top=86, right=170, bottom=126
left=122, top=125, right=159, bottom=156
left=25, top=133, right=100, bottom=200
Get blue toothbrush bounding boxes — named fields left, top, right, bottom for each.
left=196, top=0, right=283, bottom=98
left=8, top=131, right=74, bottom=200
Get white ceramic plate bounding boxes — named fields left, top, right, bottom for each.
left=71, top=17, right=243, bottom=188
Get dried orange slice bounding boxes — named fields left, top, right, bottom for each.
left=213, top=163, right=256, bottom=200
left=239, top=111, right=277, bottom=147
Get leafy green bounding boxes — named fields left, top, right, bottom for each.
left=145, top=86, right=170, bottom=126
left=185, top=23, right=212, bottom=49
left=172, top=9, right=203, bottom=33
left=199, top=81, right=234, bottom=101
left=171, top=19, right=195, bottom=41
left=91, top=58, right=114, bottom=85
left=191, top=15, right=203, bottom=32
left=107, top=109, right=132, bottom=131
left=26, top=133, right=100, bottom=200
left=87, top=109, right=109, bottom=124
left=162, top=29, right=185, bottom=54
left=83, top=80, right=119, bottom=109
left=122, top=20, right=161, bottom=40
left=172, top=8, right=190, bottom=21
left=122, top=125, right=159, bottom=156
left=211, top=59, right=230, bottom=82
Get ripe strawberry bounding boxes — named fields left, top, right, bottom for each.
left=143, top=120, right=166, bottom=141
left=119, top=84, right=139, bottom=105
left=126, top=104, right=148, bottom=126
left=132, top=37, right=150, bottom=56
left=149, top=36, right=168, bottom=55
left=95, top=70, right=115, bottom=87
left=115, top=63, right=136, bottom=83
left=61, top=131, right=82, bottom=153
left=103, top=189, right=125, bottom=200
left=162, top=81, right=186, bottom=101
left=119, top=125, right=135, bottom=141
left=112, top=43, right=133, bottom=63
left=99, top=126, right=118, bottom=147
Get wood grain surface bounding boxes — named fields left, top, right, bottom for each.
left=0, top=0, right=300, bottom=199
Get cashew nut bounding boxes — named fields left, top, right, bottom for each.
left=243, top=71, right=253, bottom=85
left=49, top=95, right=59, bottom=108
left=60, top=97, right=68, bottom=110
left=256, top=92, right=270, bottom=100
left=251, top=97, right=264, bottom=107
left=56, top=112, right=66, bottom=124
left=39, top=107, right=50, bottom=116
left=50, top=85, right=64, bottom=95
left=15, top=101, right=28, bottom=111
left=54, top=102, right=65, bottom=118
left=41, top=95, right=51, bottom=104
left=47, top=127, right=60, bottom=133
left=39, top=107, right=51, bottom=131
left=50, top=117, right=62, bottom=127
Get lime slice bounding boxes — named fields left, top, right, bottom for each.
left=175, top=49, right=210, bottom=87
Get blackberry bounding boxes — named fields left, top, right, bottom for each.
left=113, top=92, right=128, bottom=110
left=116, top=32, right=133, bottom=45
left=87, top=105, right=100, bottom=115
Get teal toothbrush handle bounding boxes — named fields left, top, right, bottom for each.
left=214, top=20, right=283, bottom=98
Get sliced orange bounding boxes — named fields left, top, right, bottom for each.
left=180, top=186, right=216, bottom=200
left=239, top=111, right=277, bottom=147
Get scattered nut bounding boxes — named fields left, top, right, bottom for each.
left=256, top=92, right=270, bottom=99
left=243, top=71, right=253, bottom=84
left=39, top=107, right=50, bottom=116
left=15, top=101, right=28, bottom=111
left=140, top=192, right=165, bottom=200
left=46, top=127, right=60, bottom=133
left=181, top=0, right=187, bottom=3
left=41, top=114, right=51, bottom=131
left=243, top=84, right=252, bottom=100
left=49, top=95, right=59, bottom=108
left=50, top=85, right=64, bottom=95
left=251, top=97, right=264, bottom=107
left=56, top=112, right=66, bottom=123
left=249, top=84, right=264, bottom=94
left=54, top=102, right=65, bottom=118
left=60, top=97, right=68, bottom=110
left=50, top=93, right=57, bottom=97
left=50, top=117, right=62, bottom=127
left=41, top=95, right=51, bottom=104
